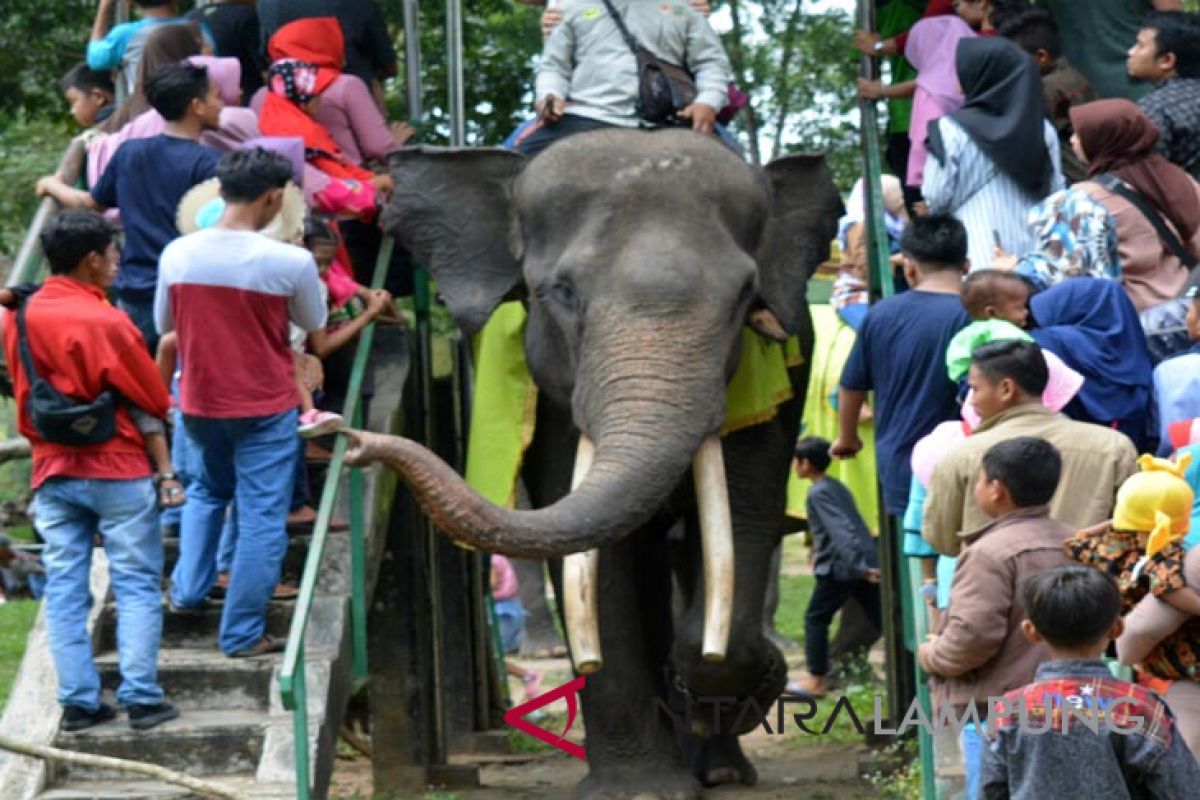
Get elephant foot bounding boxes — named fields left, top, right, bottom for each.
left=573, top=764, right=701, bottom=800
left=686, top=734, right=758, bottom=789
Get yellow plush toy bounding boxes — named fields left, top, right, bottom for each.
left=1117, top=453, right=1194, bottom=580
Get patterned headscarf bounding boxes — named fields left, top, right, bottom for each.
left=269, top=60, right=323, bottom=106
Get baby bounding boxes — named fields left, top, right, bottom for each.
left=960, top=269, right=1030, bottom=329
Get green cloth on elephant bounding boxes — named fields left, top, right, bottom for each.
left=787, top=304, right=880, bottom=532
left=464, top=302, right=538, bottom=507
left=944, top=319, right=1032, bottom=382
left=465, top=302, right=795, bottom=508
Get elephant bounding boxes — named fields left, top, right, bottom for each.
left=346, top=129, right=842, bottom=799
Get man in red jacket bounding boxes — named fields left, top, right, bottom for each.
left=2, top=210, right=177, bottom=732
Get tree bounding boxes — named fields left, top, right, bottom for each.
left=721, top=1, right=861, bottom=187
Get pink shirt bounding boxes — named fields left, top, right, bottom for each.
left=250, top=73, right=399, bottom=166
left=491, top=556, right=519, bottom=601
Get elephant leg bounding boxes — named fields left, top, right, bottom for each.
left=670, top=418, right=794, bottom=787
left=524, top=397, right=697, bottom=799
left=558, top=524, right=701, bottom=800
left=683, top=734, right=758, bottom=788
left=514, top=555, right=566, bottom=657
left=762, top=541, right=799, bottom=651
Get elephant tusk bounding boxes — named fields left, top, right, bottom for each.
left=693, top=435, right=734, bottom=663
left=563, top=437, right=602, bottom=674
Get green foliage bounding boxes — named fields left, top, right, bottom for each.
left=380, top=0, right=542, bottom=146
left=0, top=116, right=74, bottom=259
left=0, top=0, right=94, bottom=120
left=721, top=1, right=861, bottom=187
left=0, top=600, right=39, bottom=709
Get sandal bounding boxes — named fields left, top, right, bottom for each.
left=153, top=472, right=186, bottom=509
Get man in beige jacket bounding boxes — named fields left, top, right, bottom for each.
left=922, top=340, right=1138, bottom=556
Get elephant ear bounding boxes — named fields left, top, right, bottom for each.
left=382, top=147, right=527, bottom=335
left=756, top=154, right=844, bottom=335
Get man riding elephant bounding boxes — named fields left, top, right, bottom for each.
left=519, top=0, right=734, bottom=157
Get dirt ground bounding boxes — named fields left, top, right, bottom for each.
left=330, top=732, right=872, bottom=800
left=330, top=539, right=892, bottom=799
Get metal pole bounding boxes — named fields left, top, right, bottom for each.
left=402, top=0, right=423, bottom=124
left=446, top=0, right=466, bottom=145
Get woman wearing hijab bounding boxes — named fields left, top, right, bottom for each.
left=1029, top=277, right=1156, bottom=451
left=253, top=17, right=411, bottom=169
left=1063, top=99, right=1200, bottom=313
left=836, top=174, right=910, bottom=325
left=904, top=15, right=976, bottom=189
left=922, top=37, right=1064, bottom=271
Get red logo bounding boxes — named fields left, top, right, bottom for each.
left=503, top=675, right=587, bottom=760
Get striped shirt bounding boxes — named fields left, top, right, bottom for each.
left=155, top=228, right=327, bottom=419
left=922, top=116, right=1065, bottom=271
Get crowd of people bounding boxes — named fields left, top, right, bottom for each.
left=799, top=3, right=1200, bottom=796
left=9, top=0, right=414, bottom=733
left=2, top=1, right=1200, bottom=796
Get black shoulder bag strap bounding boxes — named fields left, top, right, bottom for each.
left=14, top=303, right=44, bottom=389
left=600, top=0, right=644, bottom=56
left=1094, top=173, right=1198, bottom=269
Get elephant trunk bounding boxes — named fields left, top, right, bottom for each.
left=344, top=311, right=731, bottom=560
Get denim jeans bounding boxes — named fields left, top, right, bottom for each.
left=34, top=477, right=165, bottom=709
left=961, top=722, right=985, bottom=800
left=117, top=295, right=158, bottom=356
left=172, top=410, right=297, bottom=654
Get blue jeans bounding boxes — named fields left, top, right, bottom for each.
left=961, top=722, right=985, bottom=800
left=34, top=477, right=164, bottom=709
left=171, top=410, right=297, bottom=654
left=117, top=295, right=158, bottom=356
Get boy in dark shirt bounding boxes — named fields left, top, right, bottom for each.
left=833, top=214, right=971, bottom=519
left=998, top=9, right=1096, bottom=184
left=983, top=564, right=1200, bottom=799
left=791, top=436, right=881, bottom=696
left=36, top=62, right=223, bottom=353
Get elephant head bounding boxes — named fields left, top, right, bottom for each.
left=351, top=129, right=841, bottom=559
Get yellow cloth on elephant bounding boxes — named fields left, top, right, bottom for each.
left=786, top=304, right=880, bottom=532
left=464, top=303, right=795, bottom=508
left=464, top=302, right=538, bottom=507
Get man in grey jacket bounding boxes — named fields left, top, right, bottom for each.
left=521, top=0, right=733, bottom=157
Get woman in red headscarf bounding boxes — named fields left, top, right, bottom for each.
left=1067, top=99, right=1200, bottom=312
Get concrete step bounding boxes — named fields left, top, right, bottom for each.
left=37, top=776, right=295, bottom=799
left=97, top=599, right=295, bottom=651
left=52, top=710, right=265, bottom=782
left=96, top=649, right=276, bottom=712
left=159, top=535, right=315, bottom=581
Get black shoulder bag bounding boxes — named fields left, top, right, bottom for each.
left=600, top=0, right=697, bottom=126
left=1095, top=173, right=1200, bottom=364
left=15, top=302, right=118, bottom=446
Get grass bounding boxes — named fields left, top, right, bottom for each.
left=0, top=600, right=39, bottom=707
left=774, top=571, right=815, bottom=648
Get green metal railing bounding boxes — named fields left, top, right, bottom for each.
left=856, top=1, right=934, bottom=796
left=279, top=237, right=394, bottom=800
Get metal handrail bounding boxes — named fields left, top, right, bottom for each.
left=279, top=236, right=393, bottom=800
left=7, top=139, right=86, bottom=290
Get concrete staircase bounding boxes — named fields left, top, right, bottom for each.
left=29, top=528, right=356, bottom=800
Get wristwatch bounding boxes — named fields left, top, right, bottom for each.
left=873, top=39, right=886, bottom=54
left=919, top=582, right=938, bottom=602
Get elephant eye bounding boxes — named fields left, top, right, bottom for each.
left=538, top=279, right=581, bottom=313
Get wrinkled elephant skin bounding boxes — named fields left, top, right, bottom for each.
left=363, top=130, right=842, bottom=799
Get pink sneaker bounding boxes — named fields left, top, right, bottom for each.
left=298, top=409, right=344, bottom=439
left=522, top=670, right=543, bottom=701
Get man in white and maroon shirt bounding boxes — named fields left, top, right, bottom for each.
left=155, top=148, right=325, bottom=658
